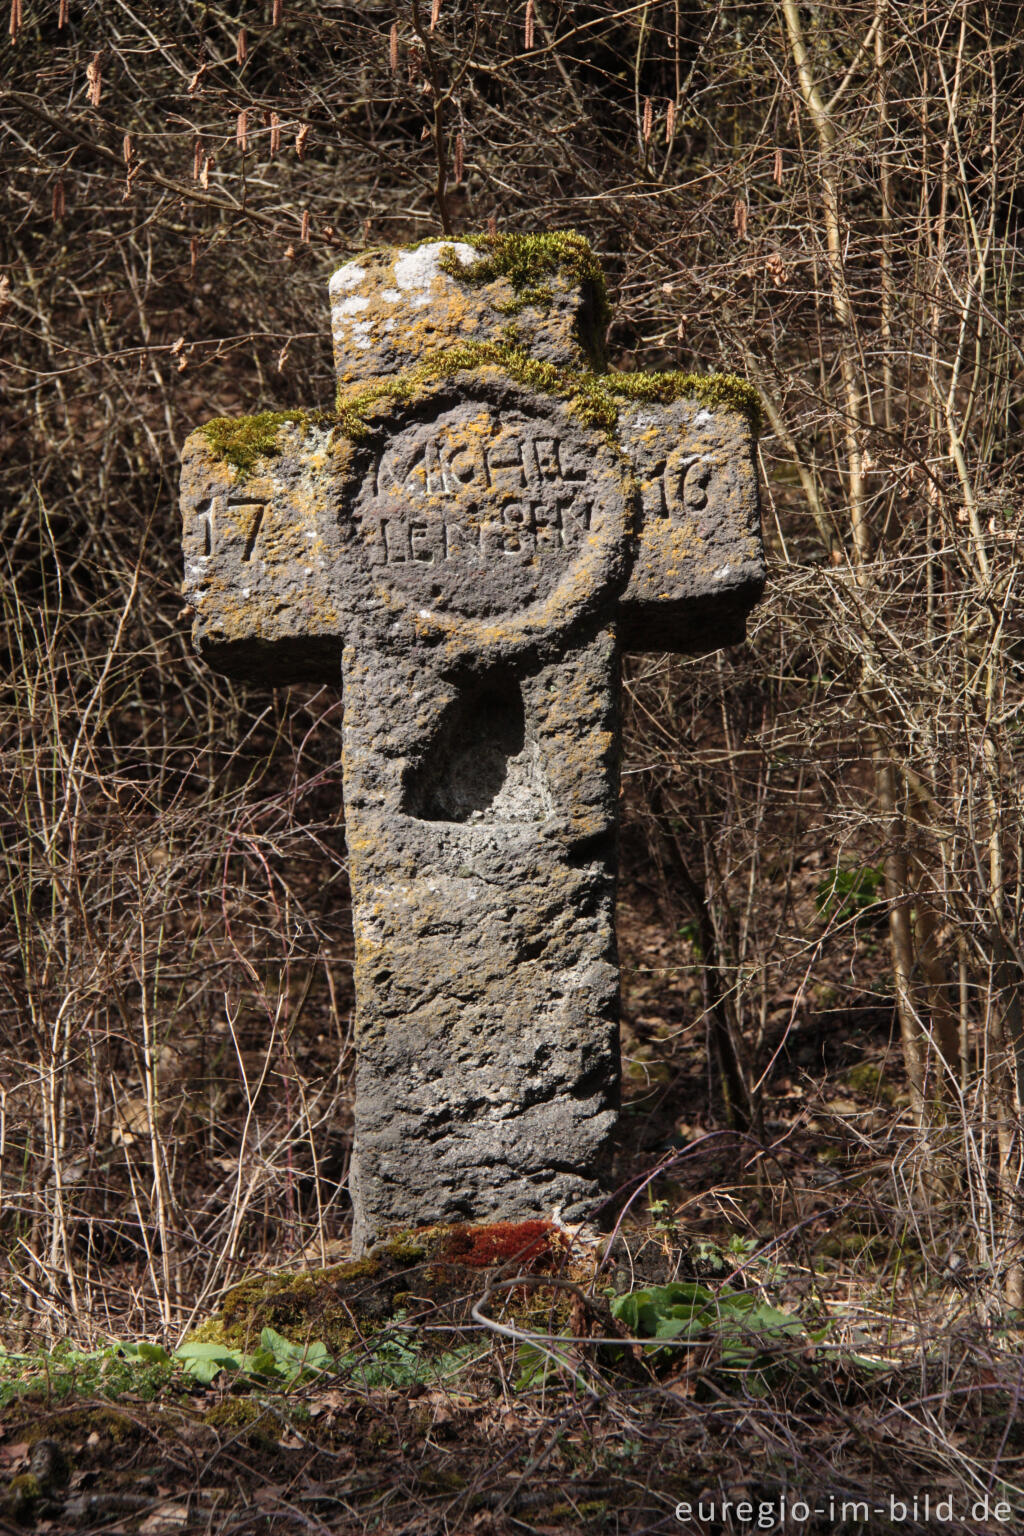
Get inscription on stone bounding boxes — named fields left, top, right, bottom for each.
left=375, top=495, right=591, bottom=565
left=642, top=453, right=715, bottom=521
left=352, top=400, right=611, bottom=622
left=191, top=493, right=269, bottom=561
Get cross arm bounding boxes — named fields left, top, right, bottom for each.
left=180, top=381, right=764, bottom=678
left=179, top=416, right=347, bottom=684
left=616, top=394, right=764, bottom=654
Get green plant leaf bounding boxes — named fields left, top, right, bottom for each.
left=302, top=1341, right=332, bottom=1371
left=259, top=1326, right=297, bottom=1359
left=119, top=1342, right=172, bottom=1366
left=610, top=1281, right=805, bottom=1375
left=815, top=864, right=885, bottom=926
left=173, top=1341, right=245, bottom=1384
left=610, top=1281, right=715, bottom=1338
left=247, top=1347, right=281, bottom=1378
left=174, top=1342, right=243, bottom=1361
left=255, top=1328, right=333, bottom=1380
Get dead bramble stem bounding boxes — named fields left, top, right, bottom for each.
left=86, top=54, right=102, bottom=106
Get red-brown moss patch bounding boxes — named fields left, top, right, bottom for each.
left=436, top=1219, right=564, bottom=1270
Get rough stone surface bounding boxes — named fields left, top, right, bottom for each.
left=179, top=237, right=765, bottom=1251
left=343, top=632, right=620, bottom=1250
left=617, top=398, right=762, bottom=652
left=329, top=241, right=604, bottom=398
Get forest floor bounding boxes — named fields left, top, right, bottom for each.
left=3, top=889, right=1022, bottom=1535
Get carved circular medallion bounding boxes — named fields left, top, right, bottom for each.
left=346, top=380, right=633, bottom=653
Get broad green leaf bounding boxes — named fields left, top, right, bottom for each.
left=176, top=1355, right=231, bottom=1385
left=608, top=1293, right=642, bottom=1332
left=654, top=1313, right=705, bottom=1341
left=255, top=1328, right=332, bottom=1379
left=174, top=1342, right=243, bottom=1362
left=260, top=1326, right=299, bottom=1359
left=137, top=1342, right=172, bottom=1364
left=247, top=1348, right=281, bottom=1377
left=611, top=1282, right=715, bottom=1343
left=120, top=1342, right=171, bottom=1365
left=173, top=1342, right=244, bottom=1383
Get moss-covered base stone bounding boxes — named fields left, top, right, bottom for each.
left=189, top=1221, right=594, bottom=1357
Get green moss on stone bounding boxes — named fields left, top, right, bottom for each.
left=439, top=229, right=609, bottom=309
left=604, top=369, right=762, bottom=433
left=333, top=1255, right=382, bottom=1281
left=184, top=1317, right=229, bottom=1347
left=335, top=341, right=760, bottom=441
left=382, top=1233, right=428, bottom=1264
left=26, top=1407, right=131, bottom=1446
left=4, top=1472, right=41, bottom=1520
left=202, top=1257, right=384, bottom=1354
left=846, top=1061, right=896, bottom=1103
left=204, top=1398, right=277, bottom=1444
left=198, top=345, right=758, bottom=477
left=416, top=1466, right=468, bottom=1492
left=198, top=409, right=332, bottom=475
left=438, top=230, right=611, bottom=364
left=323, top=234, right=759, bottom=427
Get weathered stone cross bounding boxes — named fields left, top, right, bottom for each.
left=180, top=235, right=763, bottom=1253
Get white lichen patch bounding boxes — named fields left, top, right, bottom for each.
left=328, top=262, right=367, bottom=296
left=393, top=241, right=477, bottom=301
left=334, top=294, right=371, bottom=318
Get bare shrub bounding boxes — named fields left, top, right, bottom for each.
left=3, top=0, right=1024, bottom=1336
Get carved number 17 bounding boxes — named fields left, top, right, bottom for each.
left=195, top=496, right=267, bottom=561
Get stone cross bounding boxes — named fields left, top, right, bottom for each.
left=180, top=236, right=763, bottom=1254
